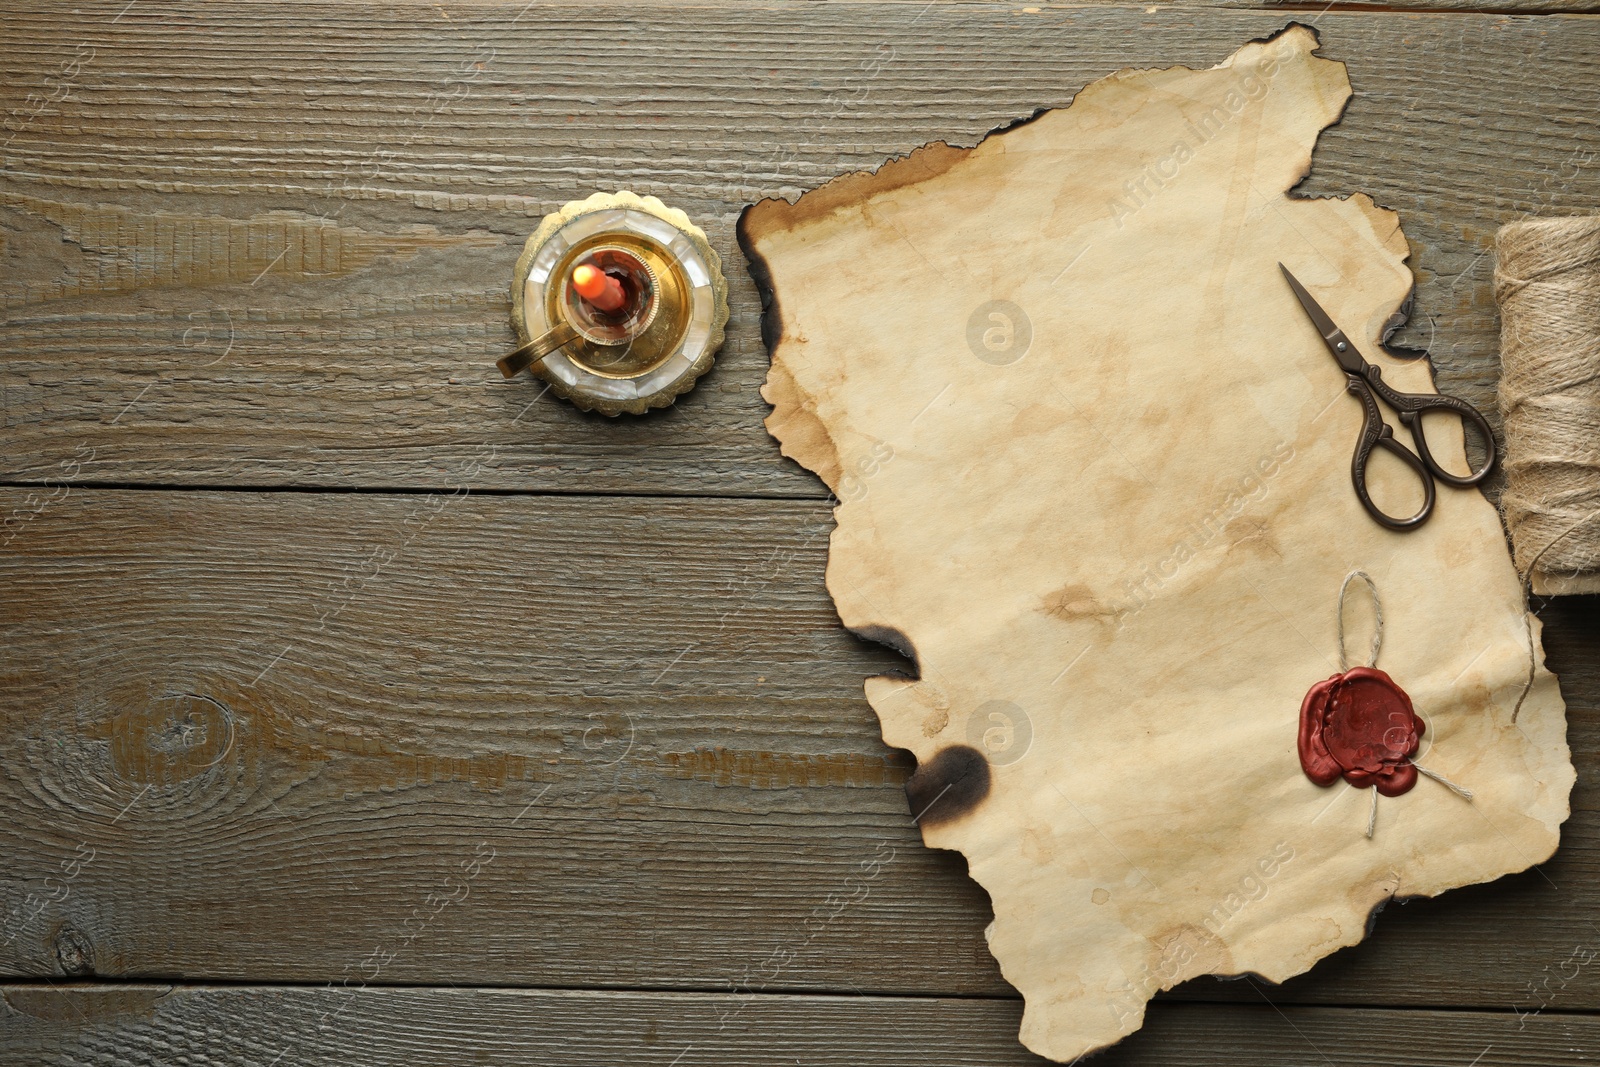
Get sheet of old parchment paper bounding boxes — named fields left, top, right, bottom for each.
left=739, top=25, right=1572, bottom=1064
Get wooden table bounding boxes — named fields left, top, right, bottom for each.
left=3, top=2, right=1599, bottom=1063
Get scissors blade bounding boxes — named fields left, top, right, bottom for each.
left=1278, top=263, right=1365, bottom=375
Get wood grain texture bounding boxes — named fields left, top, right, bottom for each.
left=1, top=487, right=1597, bottom=1018
left=2, top=3, right=1599, bottom=495
left=1264, top=0, right=1600, bottom=8
left=9, top=984, right=1600, bottom=1066
left=4, top=2, right=1600, bottom=1062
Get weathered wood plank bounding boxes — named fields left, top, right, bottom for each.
left=2, top=4, right=1598, bottom=494
left=2, top=487, right=1597, bottom=1014
left=1289, top=0, right=1600, bottom=8
left=6, top=984, right=1600, bottom=1066
left=1259, top=0, right=1600, bottom=8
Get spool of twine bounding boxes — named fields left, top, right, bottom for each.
left=1494, top=215, right=1600, bottom=595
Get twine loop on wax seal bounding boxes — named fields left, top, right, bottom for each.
left=1494, top=214, right=1600, bottom=596
left=1302, top=572, right=1473, bottom=839
left=1336, top=570, right=1383, bottom=674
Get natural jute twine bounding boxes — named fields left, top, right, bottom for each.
left=1494, top=214, right=1600, bottom=596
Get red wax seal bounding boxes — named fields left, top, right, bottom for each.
left=1298, top=666, right=1423, bottom=797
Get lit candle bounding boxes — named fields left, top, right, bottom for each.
left=571, top=262, right=627, bottom=313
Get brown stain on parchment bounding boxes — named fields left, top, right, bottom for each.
left=1012, top=403, right=1074, bottom=439
left=1223, top=516, right=1285, bottom=564
left=1041, top=583, right=1118, bottom=625
left=1020, top=826, right=1055, bottom=866
left=1147, top=922, right=1234, bottom=984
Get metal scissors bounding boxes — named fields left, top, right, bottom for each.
left=1278, top=264, right=1496, bottom=531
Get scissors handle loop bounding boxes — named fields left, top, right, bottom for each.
left=1348, top=375, right=1436, bottom=531
left=1363, top=365, right=1497, bottom=487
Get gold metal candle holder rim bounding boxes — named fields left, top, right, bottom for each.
left=508, top=191, right=728, bottom=416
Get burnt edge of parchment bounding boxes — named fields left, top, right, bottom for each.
left=737, top=139, right=967, bottom=356
left=905, top=744, right=991, bottom=827
left=849, top=624, right=921, bottom=679
left=734, top=206, right=784, bottom=353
